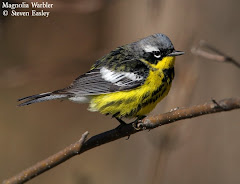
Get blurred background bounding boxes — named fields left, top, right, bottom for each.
left=1, top=0, right=240, bottom=183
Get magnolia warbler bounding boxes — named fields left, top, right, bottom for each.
left=18, top=34, right=184, bottom=124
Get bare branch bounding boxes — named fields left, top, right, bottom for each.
left=135, top=98, right=240, bottom=129
left=3, top=97, right=240, bottom=184
left=3, top=132, right=89, bottom=184
left=192, top=41, right=240, bottom=68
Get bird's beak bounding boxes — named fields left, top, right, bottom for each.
left=168, top=50, right=184, bottom=56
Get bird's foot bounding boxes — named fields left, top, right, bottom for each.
left=132, top=116, right=147, bottom=131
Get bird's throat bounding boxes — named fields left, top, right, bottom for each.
left=155, top=56, right=175, bottom=71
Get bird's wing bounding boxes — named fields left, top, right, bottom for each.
left=57, top=62, right=149, bottom=96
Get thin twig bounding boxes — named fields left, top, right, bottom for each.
left=3, top=97, right=240, bottom=184
left=3, top=132, right=89, bottom=184
left=192, top=40, right=240, bottom=68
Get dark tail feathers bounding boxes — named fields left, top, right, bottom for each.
left=18, top=92, right=68, bottom=106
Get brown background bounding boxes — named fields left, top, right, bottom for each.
left=1, top=0, right=240, bottom=183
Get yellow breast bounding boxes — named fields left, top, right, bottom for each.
left=88, top=56, right=175, bottom=118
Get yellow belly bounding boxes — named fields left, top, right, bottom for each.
left=88, top=56, right=175, bottom=118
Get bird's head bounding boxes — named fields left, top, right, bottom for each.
left=131, top=33, right=184, bottom=69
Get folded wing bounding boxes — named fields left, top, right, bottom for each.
left=59, top=66, right=148, bottom=96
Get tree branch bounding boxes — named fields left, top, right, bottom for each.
left=3, top=132, right=89, bottom=184
left=3, top=97, right=240, bottom=184
left=192, top=40, right=240, bottom=68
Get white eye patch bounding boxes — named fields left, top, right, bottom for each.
left=153, top=51, right=161, bottom=58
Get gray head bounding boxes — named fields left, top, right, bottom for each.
left=130, top=34, right=184, bottom=62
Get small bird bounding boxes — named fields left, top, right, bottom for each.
left=18, top=34, right=184, bottom=124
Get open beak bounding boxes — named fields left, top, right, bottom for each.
left=168, top=50, right=184, bottom=56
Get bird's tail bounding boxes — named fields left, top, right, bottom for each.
left=18, top=91, right=69, bottom=106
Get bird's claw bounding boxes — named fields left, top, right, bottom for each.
left=132, top=119, right=147, bottom=131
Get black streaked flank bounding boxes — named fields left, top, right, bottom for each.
left=151, top=83, right=164, bottom=97
left=125, top=97, right=137, bottom=104
left=141, top=91, right=150, bottom=101
left=126, top=68, right=174, bottom=117
left=162, top=68, right=175, bottom=83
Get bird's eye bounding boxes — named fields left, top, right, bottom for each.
left=153, top=51, right=161, bottom=58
